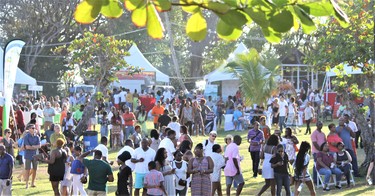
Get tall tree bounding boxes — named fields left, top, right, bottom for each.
left=306, top=0, right=374, bottom=166
left=55, top=32, right=139, bottom=136
left=227, top=48, right=280, bottom=106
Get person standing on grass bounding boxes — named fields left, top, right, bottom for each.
left=224, top=135, right=245, bottom=196
left=79, top=149, right=114, bottom=195
left=159, top=130, right=177, bottom=163
left=144, top=161, right=167, bottom=196
left=24, top=123, right=41, bottom=189
left=70, top=146, right=87, bottom=196
left=341, top=115, right=361, bottom=177
left=247, top=121, right=265, bottom=178
left=0, top=144, right=14, bottom=196
left=310, top=121, right=326, bottom=185
left=94, top=136, right=110, bottom=163
left=132, top=138, right=156, bottom=196
left=117, top=151, right=133, bottom=196
left=43, top=101, right=56, bottom=131
left=202, top=130, right=218, bottom=157
left=294, top=141, right=316, bottom=196
left=270, top=144, right=291, bottom=196
left=172, top=150, right=188, bottom=196
left=304, top=102, right=315, bottom=135
left=50, top=124, right=66, bottom=151
left=152, top=101, right=165, bottom=129
left=41, top=138, right=67, bottom=196
left=211, top=144, right=225, bottom=196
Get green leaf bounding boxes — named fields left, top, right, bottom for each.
left=153, top=0, right=172, bottom=12
left=293, top=6, right=316, bottom=34
left=124, top=0, right=143, bottom=11
left=330, top=0, right=349, bottom=28
left=204, top=1, right=231, bottom=14
left=222, top=0, right=237, bottom=7
left=147, top=4, right=164, bottom=39
left=186, top=11, right=207, bottom=41
left=217, top=10, right=247, bottom=29
left=101, top=0, right=123, bottom=18
left=180, top=0, right=199, bottom=14
left=131, top=2, right=147, bottom=27
left=298, top=0, right=334, bottom=16
left=74, top=0, right=103, bottom=24
left=261, top=27, right=281, bottom=43
left=216, top=19, right=242, bottom=41
left=271, top=0, right=289, bottom=7
left=269, top=10, right=293, bottom=32
left=244, top=8, right=269, bottom=28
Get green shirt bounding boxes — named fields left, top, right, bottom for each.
left=83, top=159, right=113, bottom=192
left=73, top=110, right=84, bottom=121
left=49, top=133, right=66, bottom=151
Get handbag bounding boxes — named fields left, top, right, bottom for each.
left=178, top=179, right=187, bottom=186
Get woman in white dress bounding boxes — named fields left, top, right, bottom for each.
left=257, top=135, right=279, bottom=196
left=155, top=148, right=175, bottom=196
left=172, top=150, right=188, bottom=196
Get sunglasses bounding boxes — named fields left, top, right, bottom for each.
left=211, top=135, right=217, bottom=138
left=30, top=127, right=36, bottom=129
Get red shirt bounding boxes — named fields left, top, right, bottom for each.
left=327, top=133, right=342, bottom=153
left=122, top=112, right=135, bottom=126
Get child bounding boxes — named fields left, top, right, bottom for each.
left=144, top=161, right=167, bottom=196
left=70, top=146, right=87, bottom=196
left=131, top=125, right=144, bottom=148
left=270, top=144, right=291, bottom=196
left=99, top=111, right=110, bottom=138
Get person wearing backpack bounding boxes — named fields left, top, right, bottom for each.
left=202, top=131, right=218, bottom=157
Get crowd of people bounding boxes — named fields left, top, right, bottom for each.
left=0, top=85, right=373, bottom=196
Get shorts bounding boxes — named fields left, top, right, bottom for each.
left=134, top=173, right=146, bottom=189
left=226, top=173, right=244, bottom=185
left=25, top=159, right=38, bottom=170
left=50, top=175, right=64, bottom=182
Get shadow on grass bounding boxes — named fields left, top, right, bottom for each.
left=342, top=185, right=375, bottom=196
left=27, top=190, right=50, bottom=195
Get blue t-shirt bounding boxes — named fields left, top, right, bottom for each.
left=70, top=159, right=85, bottom=174
left=17, top=138, right=25, bottom=156
left=23, top=133, right=41, bottom=160
left=0, top=153, right=14, bottom=179
left=336, top=126, right=353, bottom=150
left=233, top=110, right=243, bottom=121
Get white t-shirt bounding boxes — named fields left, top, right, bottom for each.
left=210, top=152, right=225, bottom=182
left=94, top=144, right=109, bottom=159
left=347, top=120, right=358, bottom=133
left=159, top=138, right=176, bottom=162
left=288, top=103, right=296, bottom=115
left=119, top=91, right=127, bottom=103
left=132, top=147, right=156, bottom=174
left=117, top=145, right=135, bottom=171
left=167, top=122, right=181, bottom=139
left=304, top=106, right=314, bottom=120
left=203, top=139, right=217, bottom=157
left=113, top=94, right=120, bottom=104
left=279, top=100, right=288, bottom=116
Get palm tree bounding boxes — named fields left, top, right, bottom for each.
left=226, top=48, right=280, bottom=106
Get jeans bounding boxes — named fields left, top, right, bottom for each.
left=338, top=163, right=352, bottom=185
left=279, top=116, right=286, bottom=132
left=346, top=148, right=359, bottom=176
left=250, top=151, right=260, bottom=177
left=318, top=167, right=343, bottom=186
left=274, top=173, right=291, bottom=196
left=124, top=126, right=135, bottom=140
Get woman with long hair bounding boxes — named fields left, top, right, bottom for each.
left=111, top=110, right=122, bottom=150
left=136, top=105, right=148, bottom=136
left=192, top=100, right=205, bottom=136
left=257, top=135, right=279, bottom=196
left=149, top=129, right=161, bottom=152
left=187, top=143, right=214, bottom=196
left=294, top=141, right=315, bottom=196
left=155, top=148, right=176, bottom=196
left=180, top=101, right=193, bottom=136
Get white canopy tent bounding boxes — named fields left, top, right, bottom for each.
left=204, top=42, right=248, bottom=83
left=124, top=44, right=170, bottom=83
left=325, top=64, right=364, bottom=77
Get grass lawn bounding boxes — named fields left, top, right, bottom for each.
left=11, top=120, right=375, bottom=195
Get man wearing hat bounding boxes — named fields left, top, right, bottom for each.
left=202, top=131, right=218, bottom=157
left=233, top=105, right=245, bottom=131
